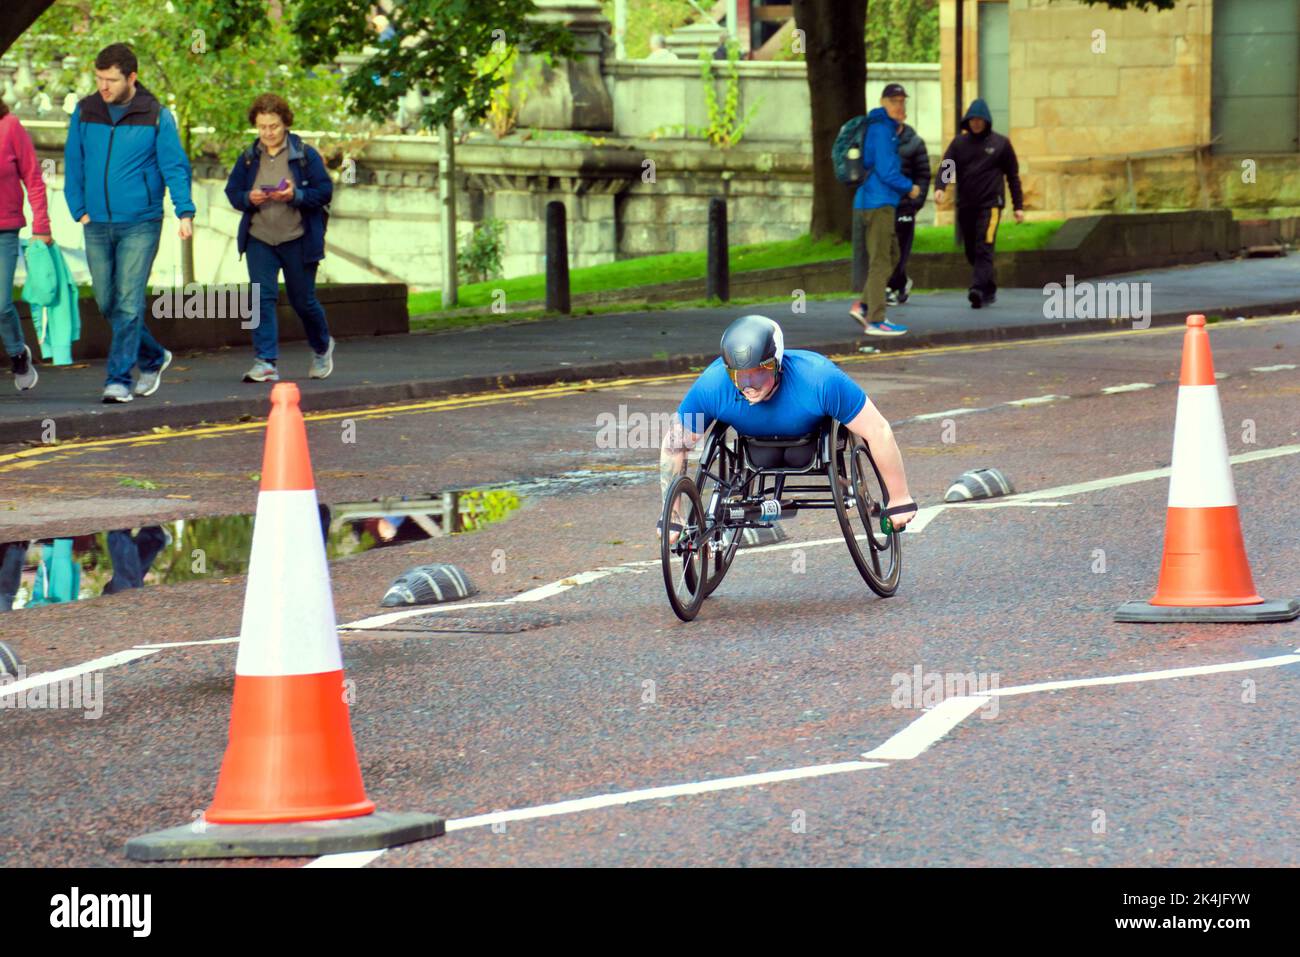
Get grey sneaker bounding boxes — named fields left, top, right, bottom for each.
left=102, top=383, right=133, bottom=403
left=243, top=359, right=279, bottom=383
left=309, top=337, right=335, bottom=379
left=134, top=349, right=173, bottom=397
left=12, top=344, right=38, bottom=392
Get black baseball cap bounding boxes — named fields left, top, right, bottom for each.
left=881, top=83, right=908, bottom=99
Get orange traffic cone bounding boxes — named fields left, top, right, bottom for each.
left=206, top=382, right=374, bottom=822
left=126, top=382, right=443, bottom=859
left=1116, top=315, right=1298, bottom=623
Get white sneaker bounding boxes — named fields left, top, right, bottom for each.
left=134, top=349, right=173, bottom=397
left=243, top=359, right=280, bottom=383
left=102, top=383, right=133, bottom=403
left=309, top=337, right=335, bottom=379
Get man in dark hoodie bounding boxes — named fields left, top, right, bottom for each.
left=65, top=43, right=194, bottom=403
left=934, top=98, right=1024, bottom=308
left=886, top=121, right=931, bottom=306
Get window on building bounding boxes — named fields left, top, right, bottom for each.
left=978, top=1, right=1010, bottom=134
left=1212, top=0, right=1300, bottom=153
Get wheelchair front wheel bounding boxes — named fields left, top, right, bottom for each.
left=694, top=425, right=743, bottom=598
left=828, top=423, right=903, bottom=597
left=661, top=474, right=708, bottom=621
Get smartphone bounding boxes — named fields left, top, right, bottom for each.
left=258, top=178, right=290, bottom=192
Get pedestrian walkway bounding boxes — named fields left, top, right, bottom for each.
left=2, top=256, right=1297, bottom=445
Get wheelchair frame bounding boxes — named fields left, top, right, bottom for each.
left=660, top=417, right=904, bottom=621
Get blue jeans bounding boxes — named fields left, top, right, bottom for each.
left=83, top=220, right=166, bottom=387
left=0, top=540, right=27, bottom=611
left=245, top=235, right=330, bottom=362
left=102, top=526, right=167, bottom=595
left=0, top=230, right=25, bottom=359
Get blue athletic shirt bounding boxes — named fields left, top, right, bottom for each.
left=676, top=349, right=868, bottom=438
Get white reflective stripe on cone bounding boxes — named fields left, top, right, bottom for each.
left=1167, top=385, right=1237, bottom=508
left=236, top=489, right=343, bottom=677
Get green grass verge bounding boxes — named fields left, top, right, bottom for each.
left=19, top=220, right=1064, bottom=321
left=410, top=289, right=871, bottom=334
left=412, top=221, right=1065, bottom=316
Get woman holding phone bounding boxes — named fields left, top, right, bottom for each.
left=224, top=93, right=334, bottom=382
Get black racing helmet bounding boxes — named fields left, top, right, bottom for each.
left=720, top=314, right=784, bottom=372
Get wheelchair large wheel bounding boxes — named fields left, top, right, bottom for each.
left=694, top=425, right=743, bottom=597
left=660, top=474, right=708, bottom=621
left=828, top=422, right=903, bottom=597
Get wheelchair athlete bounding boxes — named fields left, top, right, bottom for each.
left=658, top=314, right=918, bottom=540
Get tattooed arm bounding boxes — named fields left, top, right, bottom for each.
left=658, top=415, right=703, bottom=539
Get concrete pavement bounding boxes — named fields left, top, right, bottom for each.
left=1, top=254, right=1297, bottom=446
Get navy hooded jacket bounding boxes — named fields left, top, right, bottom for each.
left=225, top=133, right=333, bottom=264
left=939, top=99, right=1024, bottom=211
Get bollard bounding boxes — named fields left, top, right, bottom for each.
left=707, top=197, right=729, bottom=302
left=851, top=210, right=868, bottom=292
left=545, top=200, right=571, bottom=314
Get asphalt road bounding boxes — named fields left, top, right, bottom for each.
left=1, top=316, right=1297, bottom=867
left=3, top=255, right=1298, bottom=445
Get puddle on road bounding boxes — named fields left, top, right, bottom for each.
left=1, top=465, right=653, bottom=614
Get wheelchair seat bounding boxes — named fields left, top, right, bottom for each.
left=739, top=426, right=831, bottom=471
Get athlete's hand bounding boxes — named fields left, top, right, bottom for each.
left=1014, top=209, right=1025, bottom=224
left=886, top=496, right=918, bottom=530
left=656, top=507, right=685, bottom=545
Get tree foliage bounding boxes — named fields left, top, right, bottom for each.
left=25, top=0, right=353, bottom=165
left=292, top=0, right=576, bottom=132
left=597, top=0, right=697, bottom=59
left=865, top=0, right=939, bottom=63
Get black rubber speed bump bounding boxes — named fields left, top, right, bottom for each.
left=944, top=467, right=1014, bottom=502
left=0, top=640, right=20, bottom=678
left=126, top=811, right=445, bottom=861
left=381, top=563, right=476, bottom=606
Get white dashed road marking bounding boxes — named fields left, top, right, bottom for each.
left=861, top=696, right=992, bottom=761
left=1101, top=382, right=1155, bottom=394
left=0, top=649, right=159, bottom=701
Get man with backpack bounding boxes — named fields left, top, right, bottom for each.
left=64, top=43, right=195, bottom=403
left=844, top=84, right=919, bottom=336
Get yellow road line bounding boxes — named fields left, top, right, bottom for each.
left=3, top=314, right=1295, bottom=472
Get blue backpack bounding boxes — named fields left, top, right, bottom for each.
left=832, top=115, right=871, bottom=185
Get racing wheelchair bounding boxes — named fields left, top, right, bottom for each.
left=659, top=418, right=904, bottom=621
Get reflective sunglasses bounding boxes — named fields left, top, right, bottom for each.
left=728, top=358, right=777, bottom=391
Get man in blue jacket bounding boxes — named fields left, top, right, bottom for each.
left=849, top=84, right=919, bottom=337
left=64, top=43, right=194, bottom=403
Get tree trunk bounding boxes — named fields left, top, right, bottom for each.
left=792, top=0, right=867, bottom=242
left=180, top=117, right=194, bottom=284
